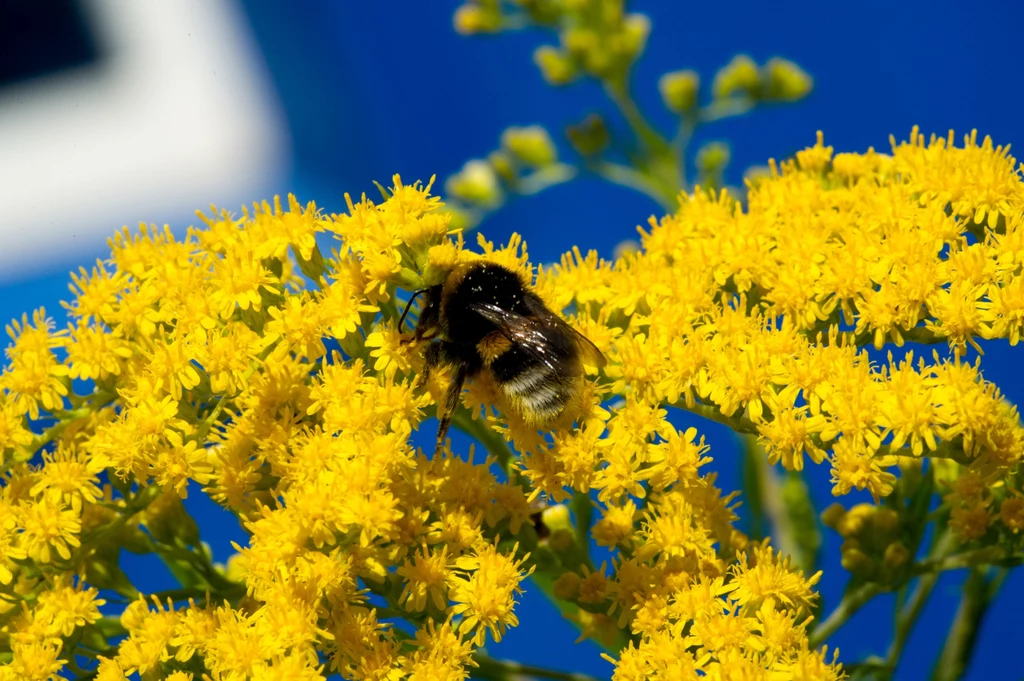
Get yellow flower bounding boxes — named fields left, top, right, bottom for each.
left=2, top=638, right=65, bottom=681
left=31, top=445, right=104, bottom=513
left=34, top=582, right=105, bottom=637
left=95, top=656, right=130, bottom=681
left=0, top=499, right=27, bottom=584
left=365, top=321, right=416, bottom=379
left=16, top=498, right=81, bottom=563
left=999, top=495, right=1024, bottom=533
left=63, top=320, right=132, bottom=380
left=593, top=500, right=638, bottom=548
left=397, top=545, right=452, bottom=612
left=5, top=126, right=1023, bottom=679
left=401, top=619, right=475, bottom=681
left=828, top=436, right=896, bottom=501
left=729, top=546, right=820, bottom=612
left=876, top=352, right=939, bottom=456
left=253, top=194, right=323, bottom=262
left=638, top=425, right=711, bottom=491
left=0, top=398, right=34, bottom=459
left=1, top=309, right=69, bottom=419
left=448, top=542, right=533, bottom=645
left=152, top=431, right=215, bottom=497
left=757, top=387, right=828, bottom=471
left=265, top=293, right=326, bottom=360
left=207, top=234, right=280, bottom=319
left=65, top=261, right=126, bottom=323
left=117, top=597, right=179, bottom=676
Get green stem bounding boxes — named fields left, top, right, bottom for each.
left=515, top=163, right=578, bottom=195
left=26, top=389, right=116, bottom=455
left=603, top=77, right=681, bottom=206
left=671, top=114, right=697, bottom=188
left=451, top=409, right=518, bottom=480
left=883, top=570, right=940, bottom=679
left=604, top=78, right=670, bottom=156
left=456, top=163, right=579, bottom=233
left=70, top=485, right=162, bottom=564
left=932, top=568, right=1007, bottom=681
left=194, top=339, right=279, bottom=442
left=912, top=547, right=1014, bottom=574
left=875, top=440, right=971, bottom=466
left=584, top=160, right=673, bottom=210
left=472, top=653, right=608, bottom=681
left=809, top=582, right=883, bottom=648
left=699, top=97, right=756, bottom=123
left=881, top=531, right=956, bottom=679
left=670, top=400, right=759, bottom=435
left=135, top=586, right=236, bottom=604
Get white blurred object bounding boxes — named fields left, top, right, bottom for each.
left=0, top=0, right=289, bottom=282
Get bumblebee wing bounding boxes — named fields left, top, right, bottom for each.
left=469, top=302, right=569, bottom=373
left=522, top=296, right=608, bottom=369
left=470, top=301, right=607, bottom=371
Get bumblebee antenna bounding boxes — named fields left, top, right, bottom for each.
left=398, top=289, right=427, bottom=331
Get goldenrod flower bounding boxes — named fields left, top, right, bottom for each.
left=16, top=499, right=81, bottom=563
left=397, top=545, right=453, bottom=612
left=2, top=130, right=1022, bottom=679
left=2, top=310, right=69, bottom=419
left=449, top=542, right=533, bottom=645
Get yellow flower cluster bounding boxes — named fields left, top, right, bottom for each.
left=0, top=129, right=1021, bottom=680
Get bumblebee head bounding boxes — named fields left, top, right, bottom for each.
left=398, top=285, right=442, bottom=333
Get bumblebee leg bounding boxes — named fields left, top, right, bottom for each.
left=415, top=340, right=446, bottom=391
left=435, top=361, right=468, bottom=456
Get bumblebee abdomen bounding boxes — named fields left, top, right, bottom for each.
left=491, top=349, right=568, bottom=422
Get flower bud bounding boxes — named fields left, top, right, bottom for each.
left=712, top=54, right=760, bottom=100
left=744, top=165, right=773, bottom=190
left=872, top=507, right=900, bottom=536
left=883, top=541, right=910, bottom=570
left=86, top=548, right=140, bottom=598
left=423, top=241, right=461, bottom=285
left=620, top=13, right=651, bottom=60
left=840, top=546, right=875, bottom=578
left=445, top=160, right=502, bottom=207
left=836, top=503, right=873, bottom=538
left=487, top=150, right=518, bottom=183
left=564, top=27, right=599, bottom=60
left=1000, top=497, right=1024, bottom=533
left=501, top=125, right=558, bottom=169
left=613, top=239, right=641, bottom=260
left=534, top=45, right=578, bottom=85
left=659, top=70, right=700, bottom=114
left=553, top=572, right=582, bottom=600
left=142, top=490, right=200, bottom=547
left=453, top=4, right=501, bottom=35
left=542, top=503, right=573, bottom=532
left=820, top=502, right=847, bottom=529
left=567, top=114, right=609, bottom=157
left=761, top=57, right=812, bottom=101
left=696, top=142, right=731, bottom=176
left=436, top=208, right=472, bottom=242
left=549, top=528, right=576, bottom=553
left=225, top=552, right=249, bottom=583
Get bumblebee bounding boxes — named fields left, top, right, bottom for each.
left=400, top=261, right=606, bottom=453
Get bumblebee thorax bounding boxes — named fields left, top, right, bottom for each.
left=440, top=262, right=531, bottom=344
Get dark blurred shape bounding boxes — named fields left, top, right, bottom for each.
left=0, top=0, right=100, bottom=87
